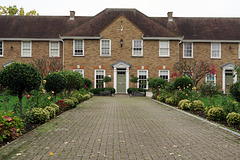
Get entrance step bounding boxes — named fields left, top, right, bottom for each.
left=114, top=94, right=129, bottom=97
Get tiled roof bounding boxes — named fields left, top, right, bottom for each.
left=151, top=17, right=240, bottom=40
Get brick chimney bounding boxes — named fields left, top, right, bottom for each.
left=167, top=12, right=173, bottom=21
left=70, top=11, right=75, bottom=20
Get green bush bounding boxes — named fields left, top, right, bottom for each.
left=204, top=105, right=215, bottom=115
left=25, top=108, right=50, bottom=124
left=148, top=77, right=167, bottom=91
left=226, top=112, right=240, bottom=126
left=83, top=78, right=93, bottom=89
left=200, top=82, right=221, bottom=97
left=178, top=99, right=191, bottom=110
left=230, top=82, right=240, bottom=102
left=208, top=107, right=225, bottom=121
left=70, top=97, right=79, bottom=105
left=165, top=96, right=178, bottom=106
left=63, top=99, right=76, bottom=108
left=190, top=100, right=205, bottom=111
left=0, top=111, right=24, bottom=142
left=50, top=103, right=60, bottom=113
left=156, top=92, right=172, bottom=103
left=90, top=87, right=116, bottom=94
left=174, top=76, right=193, bottom=90
left=44, top=72, right=66, bottom=96
left=44, top=106, right=56, bottom=119
left=83, top=94, right=91, bottom=100
left=127, top=88, right=147, bottom=94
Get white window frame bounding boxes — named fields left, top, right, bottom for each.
left=94, top=69, right=105, bottom=88
left=73, top=69, right=84, bottom=78
left=159, top=70, right=170, bottom=82
left=206, top=73, right=216, bottom=85
left=132, top=40, right=143, bottom=56
left=49, top=41, right=60, bottom=57
left=21, top=41, right=32, bottom=57
left=159, top=41, right=170, bottom=57
left=73, top=40, right=84, bottom=56
left=183, top=43, right=193, bottom=58
left=211, top=43, right=221, bottom=58
left=137, top=70, right=148, bottom=89
left=100, top=39, right=111, bottom=56
left=0, top=41, right=3, bottom=57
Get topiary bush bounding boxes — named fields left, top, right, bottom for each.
left=50, top=103, right=60, bottom=114
left=63, top=99, right=75, bottom=108
left=127, top=88, right=147, bottom=94
left=230, top=82, right=240, bottom=102
left=226, top=112, right=240, bottom=126
left=44, top=106, right=56, bottom=119
left=174, top=76, right=193, bottom=90
left=83, top=78, right=93, bottom=89
left=178, top=99, right=191, bottom=110
left=25, top=108, right=50, bottom=124
left=190, top=100, right=205, bottom=111
left=207, top=107, right=225, bottom=121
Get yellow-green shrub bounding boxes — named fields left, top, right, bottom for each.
left=165, top=96, right=178, bottom=106
left=204, top=105, right=215, bottom=115
left=63, top=99, right=75, bottom=108
left=50, top=103, right=60, bottom=113
left=25, top=108, right=50, bottom=124
left=208, top=107, right=225, bottom=121
left=44, top=106, right=56, bottom=119
left=190, top=100, right=205, bottom=111
left=226, top=112, right=240, bottom=126
left=178, top=99, right=191, bottom=110
left=70, top=97, right=79, bottom=105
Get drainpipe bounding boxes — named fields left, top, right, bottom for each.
left=60, top=35, right=64, bottom=70
left=178, top=36, right=184, bottom=63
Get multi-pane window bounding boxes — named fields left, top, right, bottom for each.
left=95, top=70, right=105, bottom=88
left=21, top=41, right=31, bottom=57
left=73, top=69, right=84, bottom=77
left=206, top=73, right=216, bottom=84
left=183, top=43, right=193, bottom=58
left=0, top=41, right=3, bottom=56
left=211, top=43, right=221, bottom=58
left=74, top=40, right=84, bottom=56
left=132, top=40, right=143, bottom=56
left=49, top=42, right=59, bottom=57
left=159, top=70, right=169, bottom=81
left=100, top=39, right=111, bottom=56
left=159, top=41, right=169, bottom=56
left=138, top=70, right=148, bottom=89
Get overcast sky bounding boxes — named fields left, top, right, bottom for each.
left=1, top=0, right=240, bottom=17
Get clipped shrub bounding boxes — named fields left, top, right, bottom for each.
left=70, top=97, right=79, bottom=105
left=207, top=107, right=225, bottom=121
left=230, top=82, right=240, bottom=102
left=83, top=78, right=93, bottom=89
left=90, top=87, right=116, bottom=95
left=0, top=111, right=24, bottom=142
left=165, top=96, right=178, bottom=106
left=25, top=108, right=50, bottom=124
left=148, top=77, right=167, bottom=90
left=178, top=99, right=191, bottom=110
left=50, top=103, right=60, bottom=113
left=63, top=99, right=75, bottom=108
left=83, top=94, right=91, bottom=100
left=226, top=112, right=240, bottom=126
left=127, top=88, right=147, bottom=94
left=56, top=100, right=69, bottom=112
left=190, top=100, right=205, bottom=111
left=174, top=76, right=193, bottom=90
left=204, top=105, right=215, bottom=115
left=44, top=106, right=56, bottom=119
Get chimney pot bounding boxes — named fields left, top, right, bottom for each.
left=70, top=11, right=75, bottom=20
left=167, top=12, right=173, bottom=21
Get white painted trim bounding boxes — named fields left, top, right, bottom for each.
left=137, top=70, right=148, bottom=89
left=21, top=41, right=32, bottom=57
left=211, top=43, right=221, bottom=58
left=0, top=41, right=3, bottom=57
left=143, top=37, right=182, bottom=40
left=132, top=40, right=143, bottom=56
left=60, top=36, right=101, bottom=40
left=94, top=69, right=105, bottom=88
left=159, top=41, right=170, bottom=57
left=222, top=64, right=236, bottom=94
left=100, top=39, right=111, bottom=56
left=73, top=69, right=84, bottom=77
left=183, top=39, right=240, bottom=43
left=0, top=38, right=61, bottom=41
left=73, top=40, right=84, bottom=56
left=49, top=41, right=60, bottom=57
left=183, top=42, right=193, bottom=58
left=159, top=70, right=170, bottom=82
left=205, top=73, right=216, bottom=85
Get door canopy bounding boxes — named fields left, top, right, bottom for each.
left=111, top=60, right=131, bottom=69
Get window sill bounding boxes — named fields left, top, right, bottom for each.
left=0, top=56, right=3, bottom=58
left=21, top=56, right=32, bottom=58
left=183, top=57, right=194, bottom=59
left=100, top=56, right=111, bottom=58
left=159, top=56, right=170, bottom=58
left=73, top=55, right=84, bottom=57
left=211, top=57, right=221, bottom=60
left=49, top=56, right=60, bottom=58
left=132, top=56, right=143, bottom=58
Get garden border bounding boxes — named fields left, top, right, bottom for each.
left=151, top=98, right=240, bottom=137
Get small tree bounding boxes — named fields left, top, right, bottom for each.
left=130, top=75, right=138, bottom=88
left=44, top=72, right=66, bottom=102
left=83, top=78, right=93, bottom=90
left=0, top=62, right=41, bottom=116
left=171, top=60, right=216, bottom=87
left=103, top=76, right=112, bottom=87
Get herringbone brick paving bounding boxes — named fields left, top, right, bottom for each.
left=0, top=97, right=239, bottom=159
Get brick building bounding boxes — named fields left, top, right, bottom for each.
left=0, top=8, right=240, bottom=93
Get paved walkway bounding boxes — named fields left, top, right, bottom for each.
left=0, top=97, right=240, bottom=160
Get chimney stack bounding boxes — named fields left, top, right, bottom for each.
left=167, top=12, right=173, bottom=21
left=70, top=11, right=75, bottom=20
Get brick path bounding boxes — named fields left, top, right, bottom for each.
left=0, top=97, right=240, bottom=160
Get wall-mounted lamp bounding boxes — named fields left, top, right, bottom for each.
left=229, top=46, right=232, bottom=51
left=10, top=45, right=13, bottom=50
left=120, top=39, right=123, bottom=48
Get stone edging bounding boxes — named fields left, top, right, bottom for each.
left=151, top=98, right=240, bottom=137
